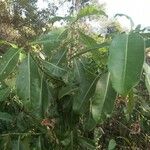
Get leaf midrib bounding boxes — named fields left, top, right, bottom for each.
left=122, top=35, right=129, bottom=93
left=28, top=53, right=31, bottom=103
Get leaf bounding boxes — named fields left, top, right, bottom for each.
left=0, top=48, right=20, bottom=80
left=78, top=31, right=108, bottom=64
left=42, top=60, right=67, bottom=78
left=78, top=31, right=97, bottom=47
left=84, top=112, right=97, bottom=131
left=39, top=74, right=50, bottom=118
left=12, top=136, right=21, bottom=150
left=58, top=85, right=78, bottom=99
left=20, top=137, right=30, bottom=150
left=51, top=48, right=67, bottom=66
left=77, top=5, right=107, bottom=20
left=91, top=73, right=116, bottom=123
left=0, top=87, right=10, bottom=101
left=34, top=29, right=68, bottom=55
left=72, top=42, right=109, bottom=58
left=79, top=137, right=96, bottom=150
left=0, top=112, right=13, bottom=122
left=108, top=33, right=144, bottom=95
left=145, top=39, right=150, bottom=48
left=16, top=53, right=42, bottom=118
left=108, top=139, right=116, bottom=150
left=143, top=63, right=150, bottom=94
left=73, top=59, right=98, bottom=114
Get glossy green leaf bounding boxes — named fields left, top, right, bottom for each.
left=73, top=59, right=98, bottom=113
left=108, top=33, right=144, bottom=95
left=0, top=48, right=20, bottom=80
left=16, top=53, right=42, bottom=117
left=77, top=5, right=107, bottom=20
left=92, top=73, right=116, bottom=122
left=0, top=112, right=13, bottom=122
left=42, top=60, right=67, bottom=78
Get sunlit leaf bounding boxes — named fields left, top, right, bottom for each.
left=0, top=48, right=20, bottom=80
left=77, top=5, right=107, bottom=20
left=108, top=33, right=144, bottom=95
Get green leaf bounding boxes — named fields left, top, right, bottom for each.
left=77, top=5, right=107, bottom=20
left=108, top=33, right=144, bottom=95
left=51, top=48, right=67, bottom=66
left=0, top=87, right=10, bottom=101
left=0, top=112, right=13, bottom=122
left=91, top=73, right=116, bottom=123
left=78, top=31, right=97, bottom=47
left=108, top=139, right=116, bottom=150
left=78, top=31, right=108, bottom=64
left=16, top=53, right=42, bottom=118
left=39, top=74, right=50, bottom=118
left=145, top=39, right=150, bottom=48
left=42, top=60, right=67, bottom=78
left=73, top=59, right=98, bottom=114
left=12, top=136, right=21, bottom=150
left=79, top=137, right=96, bottom=150
left=58, top=85, right=78, bottom=99
left=84, top=112, right=97, bottom=131
left=20, top=137, right=30, bottom=150
left=0, top=48, right=20, bottom=80
left=34, top=29, right=68, bottom=55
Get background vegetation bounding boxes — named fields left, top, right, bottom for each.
left=0, top=0, right=150, bottom=149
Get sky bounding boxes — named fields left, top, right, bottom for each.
left=37, top=0, right=150, bottom=28
left=98, top=0, right=150, bottom=28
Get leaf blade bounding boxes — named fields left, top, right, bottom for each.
left=108, top=33, right=144, bottom=95
left=0, top=48, right=20, bottom=80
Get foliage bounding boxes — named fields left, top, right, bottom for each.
left=1, top=1, right=150, bottom=150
